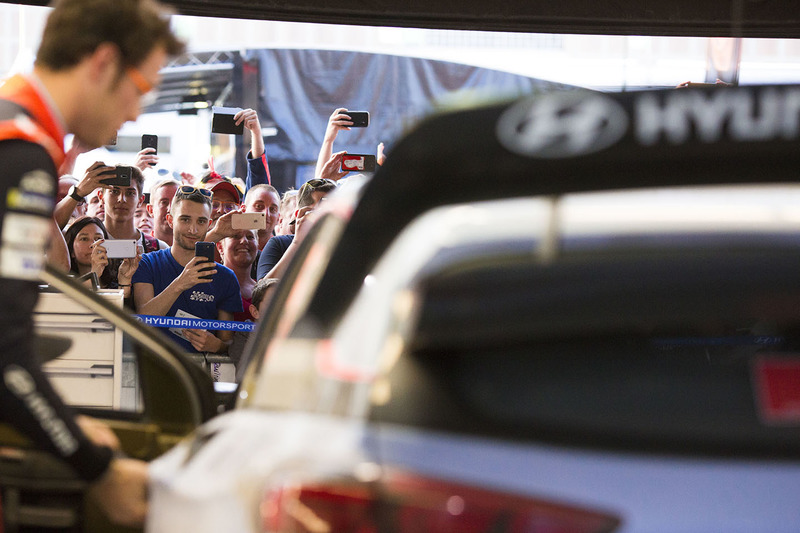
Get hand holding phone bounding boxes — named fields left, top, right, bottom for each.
left=341, top=154, right=377, bottom=172
left=211, top=106, right=245, bottom=135
left=231, top=212, right=266, bottom=230
left=346, top=111, right=369, bottom=128
left=141, top=134, right=158, bottom=166
left=102, top=239, right=138, bottom=259
left=194, top=241, right=216, bottom=280
left=99, top=165, right=133, bottom=187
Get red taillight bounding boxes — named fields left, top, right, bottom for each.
left=261, top=470, right=620, bottom=533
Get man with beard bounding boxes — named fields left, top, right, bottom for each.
left=132, top=186, right=242, bottom=354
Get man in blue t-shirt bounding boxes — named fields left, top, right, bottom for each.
left=132, top=186, right=242, bottom=353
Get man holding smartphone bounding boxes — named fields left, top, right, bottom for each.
left=132, top=186, right=242, bottom=354
left=98, top=164, right=166, bottom=253
left=53, top=161, right=115, bottom=229
left=0, top=0, right=184, bottom=526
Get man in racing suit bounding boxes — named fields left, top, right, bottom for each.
left=0, top=0, right=183, bottom=526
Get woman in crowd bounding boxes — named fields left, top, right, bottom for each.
left=217, top=228, right=259, bottom=321
left=63, top=216, right=140, bottom=297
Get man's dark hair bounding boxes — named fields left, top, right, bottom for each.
left=130, top=165, right=145, bottom=195
left=297, top=178, right=336, bottom=208
left=251, top=277, right=279, bottom=310
left=36, top=0, right=185, bottom=71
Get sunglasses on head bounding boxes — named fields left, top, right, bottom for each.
left=177, top=185, right=213, bottom=198
left=304, top=178, right=336, bottom=189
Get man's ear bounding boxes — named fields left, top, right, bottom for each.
left=166, top=212, right=173, bottom=228
left=249, top=304, right=259, bottom=320
left=215, top=241, right=224, bottom=257
left=146, top=204, right=154, bottom=217
left=86, top=42, right=121, bottom=86
left=137, top=194, right=145, bottom=207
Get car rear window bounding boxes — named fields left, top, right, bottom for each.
left=369, top=242, right=800, bottom=457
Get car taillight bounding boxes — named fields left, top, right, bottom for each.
left=261, top=470, right=620, bottom=533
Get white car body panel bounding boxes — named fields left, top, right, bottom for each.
left=149, top=186, right=800, bottom=532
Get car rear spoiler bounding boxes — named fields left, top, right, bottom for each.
left=307, top=84, right=800, bottom=328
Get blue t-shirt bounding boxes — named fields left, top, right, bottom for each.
left=132, top=248, right=243, bottom=352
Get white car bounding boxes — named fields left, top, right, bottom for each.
left=148, top=85, right=800, bottom=533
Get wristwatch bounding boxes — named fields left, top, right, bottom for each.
left=67, top=184, right=85, bottom=203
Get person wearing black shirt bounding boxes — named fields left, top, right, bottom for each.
left=0, top=0, right=183, bottom=525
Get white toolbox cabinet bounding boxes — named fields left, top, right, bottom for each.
left=33, top=289, right=124, bottom=409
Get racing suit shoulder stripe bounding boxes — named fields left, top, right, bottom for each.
left=0, top=75, right=66, bottom=169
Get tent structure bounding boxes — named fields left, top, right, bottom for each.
left=7, top=0, right=800, bottom=38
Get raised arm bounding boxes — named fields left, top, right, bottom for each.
left=314, top=108, right=353, bottom=180
left=236, top=109, right=272, bottom=190
left=262, top=206, right=317, bottom=279
left=53, top=161, right=113, bottom=229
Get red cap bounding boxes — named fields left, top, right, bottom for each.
left=205, top=179, right=241, bottom=202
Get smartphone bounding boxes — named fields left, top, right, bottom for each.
left=194, top=241, right=216, bottom=279
left=341, top=154, right=377, bottom=172
left=231, top=212, right=266, bottom=230
left=211, top=106, right=244, bottom=135
left=141, top=134, right=158, bottom=165
left=347, top=111, right=369, bottom=128
left=102, top=239, right=137, bottom=259
left=99, top=165, right=133, bottom=187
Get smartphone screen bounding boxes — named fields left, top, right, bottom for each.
left=341, top=154, right=377, bottom=172
left=211, top=106, right=244, bottom=135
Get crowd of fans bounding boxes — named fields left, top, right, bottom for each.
left=51, top=106, right=383, bottom=375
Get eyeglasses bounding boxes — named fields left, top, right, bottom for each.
left=177, top=185, right=213, bottom=198
left=211, top=201, right=240, bottom=213
left=126, top=66, right=155, bottom=95
left=126, top=66, right=158, bottom=108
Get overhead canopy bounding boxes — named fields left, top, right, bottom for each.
left=166, top=0, right=800, bottom=38
left=10, top=0, right=800, bottom=38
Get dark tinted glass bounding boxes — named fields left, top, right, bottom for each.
left=370, top=240, right=800, bottom=457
